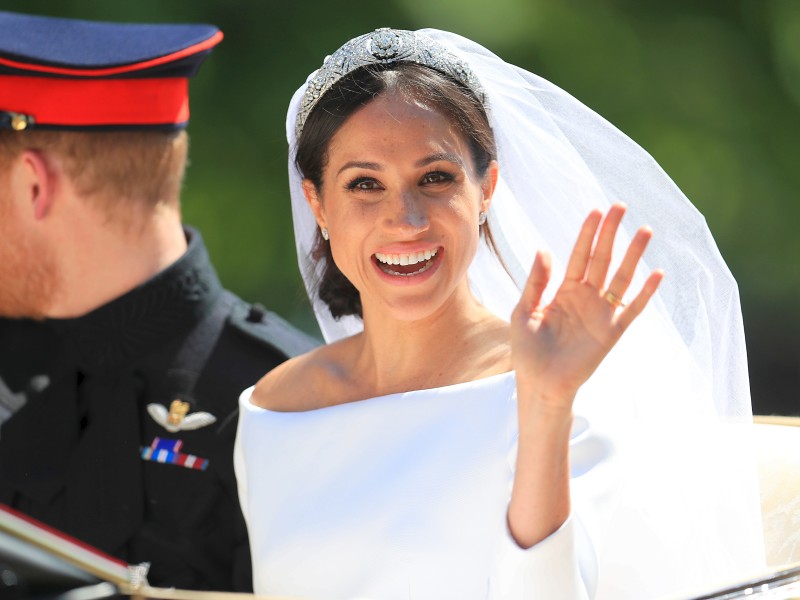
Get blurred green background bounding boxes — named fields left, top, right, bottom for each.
left=3, top=0, right=798, bottom=415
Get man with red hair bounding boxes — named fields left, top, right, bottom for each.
left=0, top=10, right=314, bottom=592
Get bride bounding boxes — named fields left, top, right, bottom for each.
left=235, top=28, right=765, bottom=599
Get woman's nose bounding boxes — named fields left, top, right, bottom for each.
left=383, top=190, right=429, bottom=233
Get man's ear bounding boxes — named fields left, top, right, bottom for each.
left=16, top=149, right=55, bottom=221
left=302, top=179, right=327, bottom=229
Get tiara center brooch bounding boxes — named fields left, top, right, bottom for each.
left=367, top=28, right=403, bottom=60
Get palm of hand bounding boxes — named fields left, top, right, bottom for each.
left=512, top=280, right=622, bottom=403
left=511, top=205, right=663, bottom=409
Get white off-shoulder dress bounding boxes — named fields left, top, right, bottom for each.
left=235, top=370, right=764, bottom=599
left=235, top=372, right=599, bottom=599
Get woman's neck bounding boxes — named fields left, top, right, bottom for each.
left=352, top=289, right=511, bottom=397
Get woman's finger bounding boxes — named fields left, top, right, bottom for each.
left=586, top=203, right=626, bottom=289
left=564, top=210, right=603, bottom=282
left=615, top=270, right=664, bottom=331
left=516, top=250, right=552, bottom=316
left=603, top=225, right=653, bottom=301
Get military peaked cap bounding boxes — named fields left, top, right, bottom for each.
left=0, top=10, right=222, bottom=131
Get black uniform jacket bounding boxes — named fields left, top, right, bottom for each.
left=0, top=228, right=317, bottom=591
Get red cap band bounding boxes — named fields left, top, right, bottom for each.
left=0, top=75, right=189, bottom=127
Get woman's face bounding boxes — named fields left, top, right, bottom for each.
left=304, top=92, right=497, bottom=323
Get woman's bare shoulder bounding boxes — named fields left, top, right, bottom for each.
left=249, top=341, right=351, bottom=412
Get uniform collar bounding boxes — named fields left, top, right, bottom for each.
left=47, top=227, right=223, bottom=374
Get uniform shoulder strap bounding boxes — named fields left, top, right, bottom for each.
left=226, top=292, right=319, bottom=358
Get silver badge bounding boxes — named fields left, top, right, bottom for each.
left=147, top=399, right=217, bottom=433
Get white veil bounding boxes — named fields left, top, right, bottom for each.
left=285, top=29, right=765, bottom=598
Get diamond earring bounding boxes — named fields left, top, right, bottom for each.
left=478, top=211, right=487, bottom=226
left=321, top=227, right=329, bottom=241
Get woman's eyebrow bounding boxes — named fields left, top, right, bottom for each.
left=415, top=152, right=465, bottom=168
left=337, top=160, right=382, bottom=175
left=336, top=153, right=464, bottom=176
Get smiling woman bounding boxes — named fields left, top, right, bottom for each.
left=234, top=28, right=766, bottom=599
left=303, top=88, right=497, bottom=327
left=296, top=60, right=503, bottom=322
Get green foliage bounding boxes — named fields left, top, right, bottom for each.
left=4, top=0, right=798, bottom=409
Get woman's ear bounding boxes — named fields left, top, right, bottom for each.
left=302, top=179, right=327, bottom=229
left=480, top=160, right=499, bottom=214
left=16, top=149, right=55, bottom=221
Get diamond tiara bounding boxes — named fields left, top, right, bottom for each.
left=294, top=28, right=486, bottom=139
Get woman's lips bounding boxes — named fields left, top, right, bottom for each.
left=373, top=247, right=441, bottom=277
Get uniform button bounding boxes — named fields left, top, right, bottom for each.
left=246, top=304, right=266, bottom=323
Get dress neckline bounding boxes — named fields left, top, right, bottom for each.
left=243, top=369, right=517, bottom=416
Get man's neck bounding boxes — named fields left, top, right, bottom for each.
left=47, top=204, right=187, bottom=319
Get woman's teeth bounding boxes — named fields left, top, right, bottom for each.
left=375, top=248, right=437, bottom=266
left=374, top=248, right=438, bottom=276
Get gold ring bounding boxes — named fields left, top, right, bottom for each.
left=603, top=290, right=625, bottom=308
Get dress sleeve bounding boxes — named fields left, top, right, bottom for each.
left=233, top=386, right=254, bottom=525
left=487, top=409, right=600, bottom=599
left=488, top=513, right=594, bottom=599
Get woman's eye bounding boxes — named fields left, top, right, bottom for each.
left=347, top=177, right=381, bottom=191
left=421, top=171, right=453, bottom=185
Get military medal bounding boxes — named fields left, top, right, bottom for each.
left=146, top=399, right=217, bottom=433
left=140, top=437, right=209, bottom=471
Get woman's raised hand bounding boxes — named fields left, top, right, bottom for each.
left=510, top=203, right=663, bottom=412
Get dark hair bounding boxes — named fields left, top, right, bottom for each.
left=295, top=61, right=501, bottom=320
